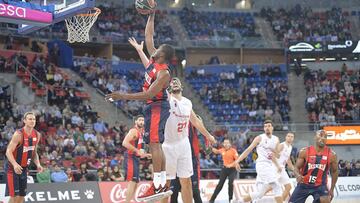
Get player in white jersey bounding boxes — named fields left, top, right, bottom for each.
left=161, top=77, right=216, bottom=203
left=277, top=132, right=295, bottom=201
left=231, top=120, right=283, bottom=203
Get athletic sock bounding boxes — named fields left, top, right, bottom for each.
left=160, top=171, right=167, bottom=187
left=153, top=172, right=161, bottom=189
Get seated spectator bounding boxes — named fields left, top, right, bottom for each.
left=352, top=161, right=360, bottom=176
left=74, top=162, right=88, bottom=182
left=37, top=163, right=51, bottom=183
left=203, top=155, right=218, bottom=168
left=340, top=161, right=353, bottom=176
left=110, top=165, right=124, bottom=182
left=66, top=167, right=74, bottom=182
left=51, top=164, right=68, bottom=182
left=93, top=117, right=108, bottom=134
left=97, top=168, right=106, bottom=181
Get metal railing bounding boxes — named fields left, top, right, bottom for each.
left=14, top=59, right=48, bottom=104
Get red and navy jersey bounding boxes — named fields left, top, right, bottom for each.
left=301, top=146, right=331, bottom=186
left=188, top=123, right=200, bottom=159
left=127, top=126, right=144, bottom=156
left=143, top=59, right=170, bottom=104
left=188, top=123, right=201, bottom=189
left=11, top=128, right=39, bottom=168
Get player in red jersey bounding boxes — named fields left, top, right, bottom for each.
left=289, top=130, right=338, bottom=203
left=122, top=115, right=152, bottom=203
left=5, top=112, right=43, bottom=203
left=105, top=11, right=175, bottom=202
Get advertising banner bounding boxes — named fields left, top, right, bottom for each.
left=288, top=40, right=360, bottom=54
left=1, top=177, right=359, bottom=203
left=324, top=126, right=360, bottom=145
left=0, top=3, right=52, bottom=24
left=199, top=179, right=228, bottom=202
left=24, top=182, right=101, bottom=203
left=335, top=176, right=360, bottom=197
left=98, top=181, right=151, bottom=203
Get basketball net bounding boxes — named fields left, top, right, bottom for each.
left=65, top=7, right=101, bottom=43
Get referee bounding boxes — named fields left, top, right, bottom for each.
left=209, top=138, right=239, bottom=203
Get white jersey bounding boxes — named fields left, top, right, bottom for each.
left=256, top=133, right=279, bottom=164
left=255, top=133, right=280, bottom=183
left=277, top=142, right=292, bottom=169
left=164, top=96, right=192, bottom=143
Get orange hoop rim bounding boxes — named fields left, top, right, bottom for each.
left=76, top=7, right=101, bottom=17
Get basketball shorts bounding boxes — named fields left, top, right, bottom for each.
left=163, top=138, right=193, bottom=179
left=144, top=100, right=170, bottom=144
left=5, top=161, right=28, bottom=197
left=289, top=184, right=329, bottom=203
left=123, top=153, right=140, bottom=183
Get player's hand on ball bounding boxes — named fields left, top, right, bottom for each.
left=37, top=164, right=44, bottom=173
left=128, top=37, right=144, bottom=51
left=105, top=92, right=126, bottom=101
left=14, top=163, right=23, bottom=175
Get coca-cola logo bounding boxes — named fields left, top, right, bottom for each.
left=109, top=183, right=151, bottom=203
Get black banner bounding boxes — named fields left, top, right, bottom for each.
left=288, top=40, right=360, bottom=54
left=25, top=182, right=101, bottom=203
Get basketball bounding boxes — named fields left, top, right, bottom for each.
left=135, top=0, right=156, bottom=15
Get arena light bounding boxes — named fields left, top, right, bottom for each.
left=301, top=58, right=316, bottom=62
left=325, top=58, right=336, bottom=61
left=341, top=58, right=348, bottom=60
left=181, top=59, right=186, bottom=67
left=191, top=2, right=195, bottom=6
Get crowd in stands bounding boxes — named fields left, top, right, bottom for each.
left=73, top=57, right=145, bottom=117
left=0, top=48, right=154, bottom=183
left=260, top=5, right=352, bottom=43
left=187, top=64, right=290, bottom=132
left=304, top=64, right=360, bottom=127
left=178, top=7, right=259, bottom=41
left=96, top=3, right=175, bottom=45
left=339, top=159, right=360, bottom=176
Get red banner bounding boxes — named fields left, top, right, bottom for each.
left=98, top=181, right=151, bottom=203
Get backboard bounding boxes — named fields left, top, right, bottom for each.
left=0, top=0, right=96, bottom=34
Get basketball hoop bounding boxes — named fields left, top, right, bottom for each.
left=65, top=7, right=101, bottom=43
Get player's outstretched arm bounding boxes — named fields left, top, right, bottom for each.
left=105, top=70, right=170, bottom=101
left=329, top=150, right=338, bottom=201
left=6, top=131, right=23, bottom=174
left=294, top=148, right=306, bottom=183
left=189, top=110, right=216, bottom=144
left=145, top=13, right=157, bottom=56
left=235, top=135, right=261, bottom=164
left=128, top=37, right=150, bottom=68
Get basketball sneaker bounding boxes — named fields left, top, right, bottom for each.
left=137, top=183, right=172, bottom=202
